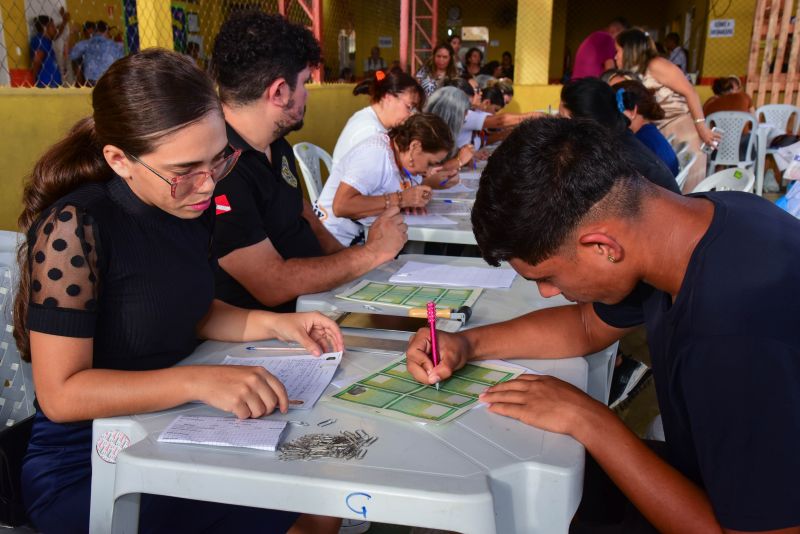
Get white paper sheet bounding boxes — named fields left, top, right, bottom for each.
left=222, top=352, right=342, bottom=410
left=389, top=261, right=517, bottom=288
left=426, top=200, right=473, bottom=217
left=158, top=415, right=288, bottom=451
left=403, top=214, right=458, bottom=226
left=438, top=182, right=474, bottom=193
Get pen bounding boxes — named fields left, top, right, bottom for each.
left=439, top=177, right=451, bottom=187
left=440, top=199, right=473, bottom=204
left=426, top=301, right=440, bottom=391
left=246, top=346, right=308, bottom=352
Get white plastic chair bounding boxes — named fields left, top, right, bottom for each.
left=755, top=104, right=800, bottom=136
left=675, top=150, right=698, bottom=190
left=691, top=167, right=755, bottom=193
left=0, top=246, right=36, bottom=527
left=705, top=111, right=757, bottom=174
left=292, top=142, right=332, bottom=205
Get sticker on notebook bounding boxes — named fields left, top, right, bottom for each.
left=96, top=430, right=131, bottom=464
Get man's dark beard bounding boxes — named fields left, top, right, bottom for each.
left=273, top=98, right=306, bottom=138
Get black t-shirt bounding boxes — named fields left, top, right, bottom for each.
left=27, top=176, right=215, bottom=372
left=619, top=129, right=682, bottom=194
left=213, top=124, right=323, bottom=312
left=594, top=192, right=800, bottom=530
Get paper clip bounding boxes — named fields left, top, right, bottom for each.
left=287, top=420, right=310, bottom=427
left=362, top=304, right=382, bottom=312
left=317, top=418, right=337, bottom=427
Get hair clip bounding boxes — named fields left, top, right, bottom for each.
left=615, top=88, right=626, bottom=113
left=375, top=70, right=386, bottom=81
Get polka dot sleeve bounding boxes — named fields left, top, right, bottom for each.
left=26, top=204, right=100, bottom=338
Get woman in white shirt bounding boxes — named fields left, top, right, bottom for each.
left=317, top=113, right=454, bottom=246
left=332, top=69, right=425, bottom=168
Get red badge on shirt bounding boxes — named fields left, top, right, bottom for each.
left=215, top=194, right=232, bottom=215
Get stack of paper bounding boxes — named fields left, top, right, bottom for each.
left=158, top=416, right=288, bottom=451
left=389, top=261, right=517, bottom=288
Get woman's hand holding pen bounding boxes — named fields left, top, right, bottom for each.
left=406, top=327, right=474, bottom=385
left=400, top=185, right=433, bottom=211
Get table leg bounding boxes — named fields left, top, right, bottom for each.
left=756, top=129, right=768, bottom=196
left=110, top=493, right=141, bottom=534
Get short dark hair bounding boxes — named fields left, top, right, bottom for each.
left=712, top=76, right=741, bottom=95
left=472, top=117, right=643, bottom=266
left=465, top=47, right=483, bottom=63
left=34, top=15, right=52, bottom=34
left=96, top=20, right=108, bottom=33
left=561, top=77, right=627, bottom=134
left=481, top=85, right=504, bottom=107
left=480, top=60, right=501, bottom=76
left=388, top=112, right=454, bottom=155
left=83, top=20, right=96, bottom=32
left=666, top=32, right=680, bottom=44
left=612, top=79, right=665, bottom=121
left=212, top=11, right=321, bottom=105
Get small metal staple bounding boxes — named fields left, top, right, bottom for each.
left=278, top=429, right=378, bottom=461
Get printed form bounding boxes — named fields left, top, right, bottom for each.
left=158, top=416, right=288, bottom=451
left=222, top=351, right=343, bottom=409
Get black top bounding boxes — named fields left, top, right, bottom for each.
left=27, top=176, right=215, bottom=372
left=594, top=192, right=800, bottom=530
left=619, top=129, right=681, bottom=194
left=212, top=124, right=323, bottom=312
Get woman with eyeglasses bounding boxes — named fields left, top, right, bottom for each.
left=316, top=113, right=453, bottom=247
left=331, top=68, right=425, bottom=169
left=15, top=49, right=343, bottom=533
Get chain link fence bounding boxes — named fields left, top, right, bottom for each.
left=0, top=0, right=397, bottom=87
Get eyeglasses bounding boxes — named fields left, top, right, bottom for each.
left=126, top=146, right=242, bottom=199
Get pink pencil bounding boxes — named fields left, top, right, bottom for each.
left=427, top=301, right=440, bottom=391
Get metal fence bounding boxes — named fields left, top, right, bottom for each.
left=0, top=0, right=328, bottom=87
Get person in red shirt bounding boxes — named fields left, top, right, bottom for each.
left=572, top=17, right=630, bottom=80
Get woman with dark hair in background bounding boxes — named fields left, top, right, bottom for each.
left=332, top=69, right=425, bottom=167
left=416, top=42, right=458, bottom=96
left=560, top=77, right=680, bottom=193
left=464, top=47, right=483, bottom=77
left=316, top=113, right=453, bottom=246
left=614, top=79, right=680, bottom=176
left=616, top=28, right=717, bottom=190
left=17, top=49, right=343, bottom=534
left=500, top=51, right=514, bottom=80
left=448, top=34, right=463, bottom=73
left=479, top=60, right=503, bottom=79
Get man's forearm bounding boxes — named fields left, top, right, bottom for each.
left=302, top=200, right=344, bottom=254
left=578, top=408, right=722, bottom=534
left=464, top=302, right=624, bottom=360
left=252, top=245, right=382, bottom=306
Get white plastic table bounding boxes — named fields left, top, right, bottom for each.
left=90, top=341, right=589, bottom=534
left=297, top=254, right=616, bottom=403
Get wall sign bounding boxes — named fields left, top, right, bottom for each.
left=709, top=19, right=735, bottom=38
left=378, top=36, right=393, bottom=48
